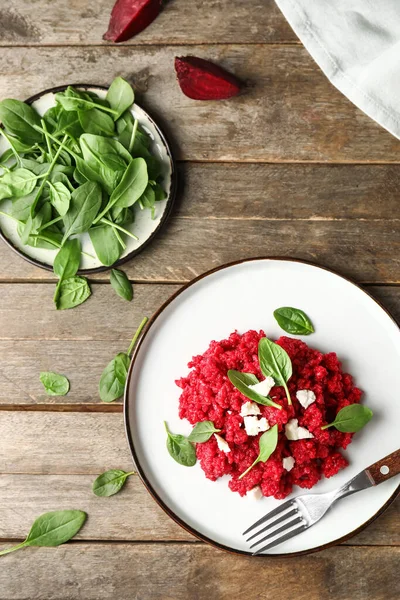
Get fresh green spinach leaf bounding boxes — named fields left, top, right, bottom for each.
left=89, top=224, right=122, bottom=266
left=56, top=275, right=91, bottom=310
left=110, top=269, right=133, bottom=301
left=47, top=180, right=71, bottom=216
left=258, top=338, right=292, bottom=405
left=39, top=371, right=70, bottom=396
left=321, top=404, right=373, bottom=432
left=92, top=469, right=135, bottom=497
left=239, top=425, right=278, bottom=480
left=106, top=77, right=134, bottom=121
left=78, top=108, right=115, bottom=137
left=274, top=307, right=314, bottom=335
left=62, top=181, right=102, bottom=242
left=227, top=370, right=282, bottom=410
left=164, top=422, right=197, bottom=467
left=188, top=421, right=221, bottom=443
left=0, top=99, right=44, bottom=144
left=99, top=352, right=130, bottom=403
left=0, top=510, right=87, bottom=556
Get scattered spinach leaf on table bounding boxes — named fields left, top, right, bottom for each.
left=39, top=371, right=70, bottom=396
left=110, top=269, right=133, bottom=301
left=92, top=469, right=135, bottom=497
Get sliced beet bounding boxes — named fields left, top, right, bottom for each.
left=174, top=56, right=242, bottom=101
left=103, top=0, right=162, bottom=43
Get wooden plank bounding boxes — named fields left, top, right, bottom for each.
left=0, top=474, right=397, bottom=545
left=0, top=285, right=400, bottom=408
left=0, top=46, right=399, bottom=163
left=0, top=284, right=178, bottom=342
left=0, top=0, right=296, bottom=46
left=1, top=219, right=400, bottom=284
left=0, top=412, right=133, bottom=474
left=0, top=544, right=398, bottom=599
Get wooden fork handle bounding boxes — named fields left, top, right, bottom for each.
left=365, top=449, right=400, bottom=485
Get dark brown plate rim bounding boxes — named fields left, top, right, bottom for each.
left=124, top=256, right=400, bottom=557
left=0, top=84, right=177, bottom=275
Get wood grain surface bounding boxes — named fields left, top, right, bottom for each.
left=0, top=1, right=399, bottom=597
left=1, top=46, right=400, bottom=163
left=0, top=0, right=297, bottom=46
left=0, top=474, right=398, bottom=545
left=0, top=545, right=398, bottom=600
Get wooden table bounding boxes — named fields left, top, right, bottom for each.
left=0, top=1, right=399, bottom=598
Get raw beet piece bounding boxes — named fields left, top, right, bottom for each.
left=103, top=0, right=162, bottom=43
left=175, top=56, right=242, bottom=100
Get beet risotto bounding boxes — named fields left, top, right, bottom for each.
left=176, top=330, right=363, bottom=500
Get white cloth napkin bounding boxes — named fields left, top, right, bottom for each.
left=275, top=0, right=400, bottom=139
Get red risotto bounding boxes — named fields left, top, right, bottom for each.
left=176, top=331, right=362, bottom=499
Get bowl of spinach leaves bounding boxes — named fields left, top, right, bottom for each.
left=0, top=77, right=176, bottom=273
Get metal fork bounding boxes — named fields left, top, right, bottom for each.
left=243, top=448, right=400, bottom=555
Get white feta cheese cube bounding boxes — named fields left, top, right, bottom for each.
left=214, top=433, right=231, bottom=453
left=285, top=418, right=314, bottom=441
left=244, top=416, right=261, bottom=436
left=248, top=376, right=275, bottom=397
left=240, top=401, right=261, bottom=417
left=257, top=417, right=270, bottom=432
left=246, top=486, right=263, bottom=501
left=283, top=456, right=295, bottom=472
left=296, top=389, right=316, bottom=409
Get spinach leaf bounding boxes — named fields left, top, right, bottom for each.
left=106, top=77, right=134, bottom=121
left=108, top=157, right=148, bottom=211
left=321, top=404, right=373, bottom=432
left=56, top=275, right=91, bottom=310
left=188, top=421, right=221, bottom=443
left=11, top=189, right=40, bottom=221
left=0, top=99, right=43, bottom=144
left=99, top=352, right=130, bottom=403
left=47, top=180, right=71, bottom=216
left=62, top=181, right=102, bottom=242
left=55, top=93, right=118, bottom=117
left=79, top=134, right=130, bottom=194
left=99, top=317, right=148, bottom=402
left=53, top=238, right=81, bottom=303
left=110, top=269, right=133, bottom=301
left=78, top=108, right=115, bottom=137
left=0, top=510, right=87, bottom=556
left=0, top=168, right=38, bottom=198
left=239, top=425, right=278, bottom=480
left=145, top=156, right=162, bottom=181
left=164, top=422, right=197, bottom=467
left=39, top=371, right=70, bottom=396
left=153, top=182, right=167, bottom=202
left=89, top=224, right=122, bottom=267
left=227, top=370, right=282, bottom=410
left=139, top=184, right=156, bottom=218
left=92, top=469, right=135, bottom=497
left=258, top=338, right=292, bottom=405
left=57, top=110, right=84, bottom=138
left=273, top=307, right=315, bottom=335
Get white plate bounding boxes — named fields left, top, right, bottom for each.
left=0, top=85, right=176, bottom=272
left=125, top=258, right=400, bottom=555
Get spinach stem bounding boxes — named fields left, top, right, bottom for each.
left=0, top=129, right=21, bottom=163
left=38, top=215, right=64, bottom=232
left=41, top=118, right=53, bottom=161
left=283, top=382, right=292, bottom=406
left=127, top=317, right=149, bottom=356
left=100, top=217, right=139, bottom=240
left=30, top=134, right=69, bottom=216
left=111, top=227, right=126, bottom=250
left=128, top=118, right=138, bottom=153
left=239, top=458, right=258, bottom=480
left=0, top=542, right=27, bottom=556
left=31, top=234, right=62, bottom=248
left=33, top=126, right=79, bottom=160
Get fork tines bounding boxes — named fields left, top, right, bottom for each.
left=243, top=498, right=308, bottom=555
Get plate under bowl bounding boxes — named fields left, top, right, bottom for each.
left=0, top=84, right=177, bottom=274
left=124, top=257, right=400, bottom=556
